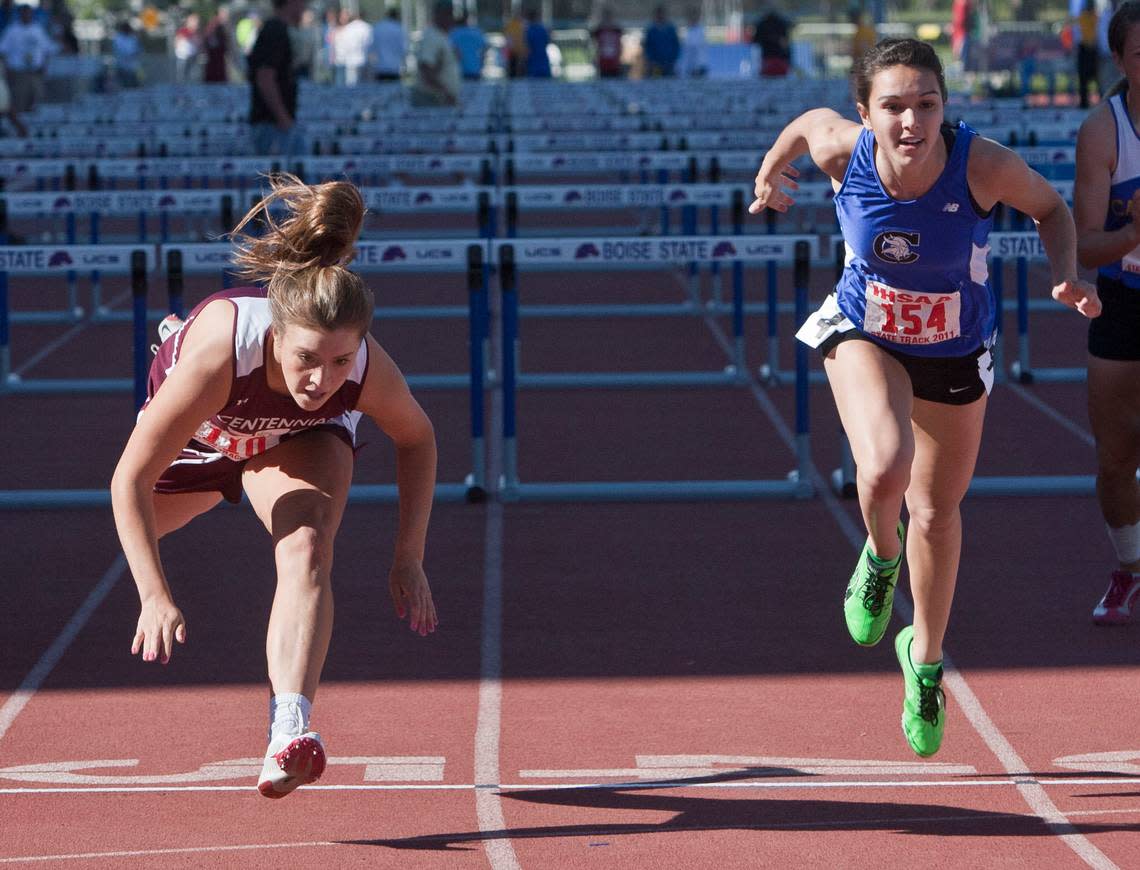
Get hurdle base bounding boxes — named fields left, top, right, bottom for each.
left=967, top=475, right=1095, bottom=496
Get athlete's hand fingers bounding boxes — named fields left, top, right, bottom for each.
left=389, top=576, right=408, bottom=620
left=1052, top=281, right=1102, bottom=318
left=160, top=622, right=175, bottom=664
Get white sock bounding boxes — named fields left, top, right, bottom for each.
left=268, top=692, right=312, bottom=743
left=1106, top=519, right=1140, bottom=567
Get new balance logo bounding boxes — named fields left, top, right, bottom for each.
left=942, top=202, right=960, bottom=213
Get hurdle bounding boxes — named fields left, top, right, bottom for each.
left=495, top=236, right=815, bottom=502
left=990, top=231, right=1085, bottom=384
left=161, top=239, right=490, bottom=501
left=0, top=244, right=156, bottom=396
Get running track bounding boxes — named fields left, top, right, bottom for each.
left=1, top=257, right=1138, bottom=868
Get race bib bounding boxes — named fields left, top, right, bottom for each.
left=862, top=280, right=961, bottom=346
left=1122, top=245, right=1140, bottom=275
left=194, top=421, right=269, bottom=462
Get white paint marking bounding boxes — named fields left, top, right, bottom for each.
left=0, top=555, right=126, bottom=744
left=1, top=776, right=1140, bottom=796
left=1007, top=382, right=1096, bottom=448
left=520, top=755, right=976, bottom=778
left=1055, top=751, right=1140, bottom=776
left=0, top=756, right=446, bottom=785
left=473, top=300, right=520, bottom=870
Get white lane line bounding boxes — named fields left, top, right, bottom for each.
left=0, top=806, right=1117, bottom=865
left=0, top=555, right=127, bottom=744
left=0, top=841, right=342, bottom=865
left=2, top=776, right=1140, bottom=795
left=473, top=292, right=520, bottom=870
left=686, top=277, right=1117, bottom=869
left=1006, top=381, right=1096, bottom=448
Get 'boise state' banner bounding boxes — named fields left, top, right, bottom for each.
left=989, top=233, right=1047, bottom=260
left=353, top=240, right=485, bottom=269
left=362, top=187, right=490, bottom=212
left=0, top=245, right=155, bottom=273
left=4, top=190, right=232, bottom=215
left=161, top=241, right=487, bottom=272
left=496, top=235, right=819, bottom=265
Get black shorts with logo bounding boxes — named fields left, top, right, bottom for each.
left=819, top=330, right=994, bottom=406
left=1089, top=274, right=1140, bottom=361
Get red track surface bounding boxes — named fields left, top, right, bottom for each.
left=2, top=254, right=1138, bottom=868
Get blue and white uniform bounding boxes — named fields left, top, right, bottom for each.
left=832, top=120, right=994, bottom=357
left=1090, top=92, right=1140, bottom=361
left=796, top=121, right=997, bottom=404
left=1099, top=93, right=1140, bottom=285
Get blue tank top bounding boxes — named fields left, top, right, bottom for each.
left=1098, top=93, right=1140, bottom=288
left=833, top=120, right=995, bottom=358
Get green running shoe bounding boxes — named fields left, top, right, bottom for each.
left=843, top=520, right=905, bottom=646
left=895, top=625, right=946, bottom=758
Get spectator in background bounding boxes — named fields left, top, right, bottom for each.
left=293, top=8, right=322, bottom=80
left=111, top=18, right=142, bottom=88
left=679, top=6, right=707, bottom=77
left=333, top=8, right=372, bottom=86
left=0, top=57, right=26, bottom=136
left=248, top=0, right=305, bottom=156
left=642, top=5, right=679, bottom=77
left=371, top=6, right=406, bottom=80
left=591, top=7, right=622, bottom=78
left=234, top=9, right=261, bottom=57
left=850, top=5, right=875, bottom=64
left=1098, top=0, right=1117, bottom=94
left=503, top=6, right=527, bottom=77
left=950, top=0, right=973, bottom=68
left=450, top=12, right=486, bottom=81
left=173, top=11, right=200, bottom=82
left=523, top=6, right=551, bottom=77
left=1075, top=0, right=1101, bottom=107
left=202, top=7, right=232, bottom=83
left=752, top=4, right=791, bottom=77
left=411, top=0, right=459, bottom=105
left=0, top=4, right=55, bottom=115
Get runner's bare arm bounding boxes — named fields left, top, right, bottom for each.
left=750, top=108, right=861, bottom=214
left=110, top=300, right=235, bottom=660
left=970, top=137, right=1101, bottom=318
left=356, top=334, right=438, bottom=635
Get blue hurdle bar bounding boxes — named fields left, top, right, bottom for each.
left=0, top=483, right=476, bottom=510
left=496, top=236, right=816, bottom=502
left=0, top=244, right=156, bottom=395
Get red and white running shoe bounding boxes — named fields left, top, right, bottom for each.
left=1093, top=570, right=1140, bottom=625
left=257, top=732, right=326, bottom=799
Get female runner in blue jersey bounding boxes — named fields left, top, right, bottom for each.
left=1075, top=0, right=1140, bottom=626
left=750, top=38, right=1101, bottom=757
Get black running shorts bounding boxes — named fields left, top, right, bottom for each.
left=819, top=330, right=994, bottom=406
left=1089, top=275, right=1140, bottom=361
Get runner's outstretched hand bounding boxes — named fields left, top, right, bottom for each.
left=1052, top=278, right=1101, bottom=318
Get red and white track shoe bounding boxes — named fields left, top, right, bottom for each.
left=1093, top=570, right=1140, bottom=626
left=257, top=732, right=326, bottom=799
